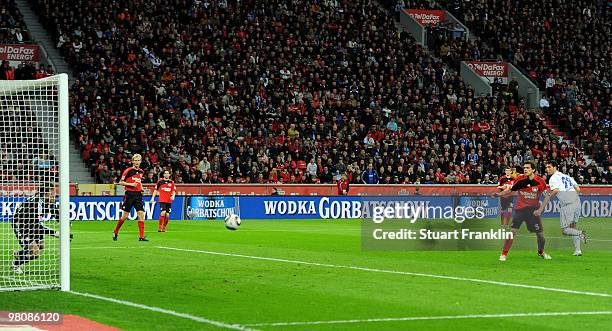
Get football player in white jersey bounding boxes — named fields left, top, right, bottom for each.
left=534, top=161, right=587, bottom=255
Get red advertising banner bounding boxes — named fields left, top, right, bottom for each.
left=0, top=44, right=40, bottom=62
left=141, top=184, right=611, bottom=197
left=465, top=61, right=508, bottom=78
left=404, top=9, right=445, bottom=26
left=0, top=183, right=612, bottom=196
left=3, top=183, right=606, bottom=197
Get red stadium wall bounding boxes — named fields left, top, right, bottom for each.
left=1, top=184, right=609, bottom=197
left=140, top=184, right=612, bottom=196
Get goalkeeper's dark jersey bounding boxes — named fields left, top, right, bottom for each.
left=11, top=193, right=58, bottom=233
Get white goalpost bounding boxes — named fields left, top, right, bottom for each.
left=0, top=74, right=70, bottom=291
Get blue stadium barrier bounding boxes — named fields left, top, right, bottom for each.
left=0, top=195, right=609, bottom=221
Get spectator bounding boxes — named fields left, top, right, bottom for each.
left=362, top=164, right=380, bottom=184
left=306, top=159, right=318, bottom=177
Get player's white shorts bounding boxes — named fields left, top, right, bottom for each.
left=559, top=203, right=580, bottom=228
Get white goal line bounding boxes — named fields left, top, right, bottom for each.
left=69, top=291, right=261, bottom=331
left=244, top=311, right=612, bottom=327
left=0, top=275, right=258, bottom=331
left=155, top=246, right=612, bottom=298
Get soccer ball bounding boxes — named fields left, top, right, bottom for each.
left=186, top=207, right=196, bottom=219
left=224, top=213, right=241, bottom=231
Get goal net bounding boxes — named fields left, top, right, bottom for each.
left=0, top=74, right=70, bottom=291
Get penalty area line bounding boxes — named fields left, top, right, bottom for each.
left=70, top=291, right=261, bottom=331
left=156, top=246, right=612, bottom=298
left=245, top=311, right=612, bottom=327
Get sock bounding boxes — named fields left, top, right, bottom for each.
left=138, top=221, right=145, bottom=238
left=562, top=227, right=581, bottom=236
left=572, top=236, right=581, bottom=252
left=502, top=238, right=513, bottom=255
left=506, top=211, right=512, bottom=225
left=537, top=235, right=545, bottom=254
left=159, top=215, right=164, bottom=231
left=114, top=218, right=126, bottom=234
left=562, top=228, right=582, bottom=252
left=163, top=215, right=169, bottom=230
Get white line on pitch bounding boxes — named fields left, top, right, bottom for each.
left=514, top=234, right=612, bottom=242
left=245, top=311, right=612, bottom=327
left=70, top=291, right=261, bottom=331
left=71, top=230, right=612, bottom=240
left=72, top=229, right=347, bottom=234
left=1, top=276, right=261, bottom=331
left=73, top=231, right=612, bottom=241
left=156, top=246, right=612, bottom=298
left=71, top=246, right=143, bottom=250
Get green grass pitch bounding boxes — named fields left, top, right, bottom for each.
left=1, top=218, right=611, bottom=330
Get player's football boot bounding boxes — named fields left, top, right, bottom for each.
left=138, top=237, right=149, bottom=242
left=580, top=231, right=587, bottom=244
left=538, top=252, right=552, bottom=260
left=573, top=251, right=582, bottom=256
left=499, top=254, right=507, bottom=262
left=11, top=251, right=23, bottom=274
left=12, top=265, right=23, bottom=274
left=113, top=233, right=118, bottom=241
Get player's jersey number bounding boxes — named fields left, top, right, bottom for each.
left=561, top=176, right=573, bottom=190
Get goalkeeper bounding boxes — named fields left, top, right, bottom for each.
left=11, top=182, right=69, bottom=274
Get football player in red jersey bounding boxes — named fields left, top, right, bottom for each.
left=150, top=170, right=176, bottom=232
left=113, top=154, right=148, bottom=241
left=497, top=167, right=515, bottom=228
left=495, top=161, right=551, bottom=261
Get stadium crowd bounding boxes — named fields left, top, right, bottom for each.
left=436, top=0, right=610, bottom=170
left=0, top=0, right=30, bottom=44
left=0, top=104, right=55, bottom=184
left=0, top=2, right=53, bottom=183
left=0, top=0, right=42, bottom=81
left=27, top=0, right=611, bottom=185
left=385, top=0, right=498, bottom=71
